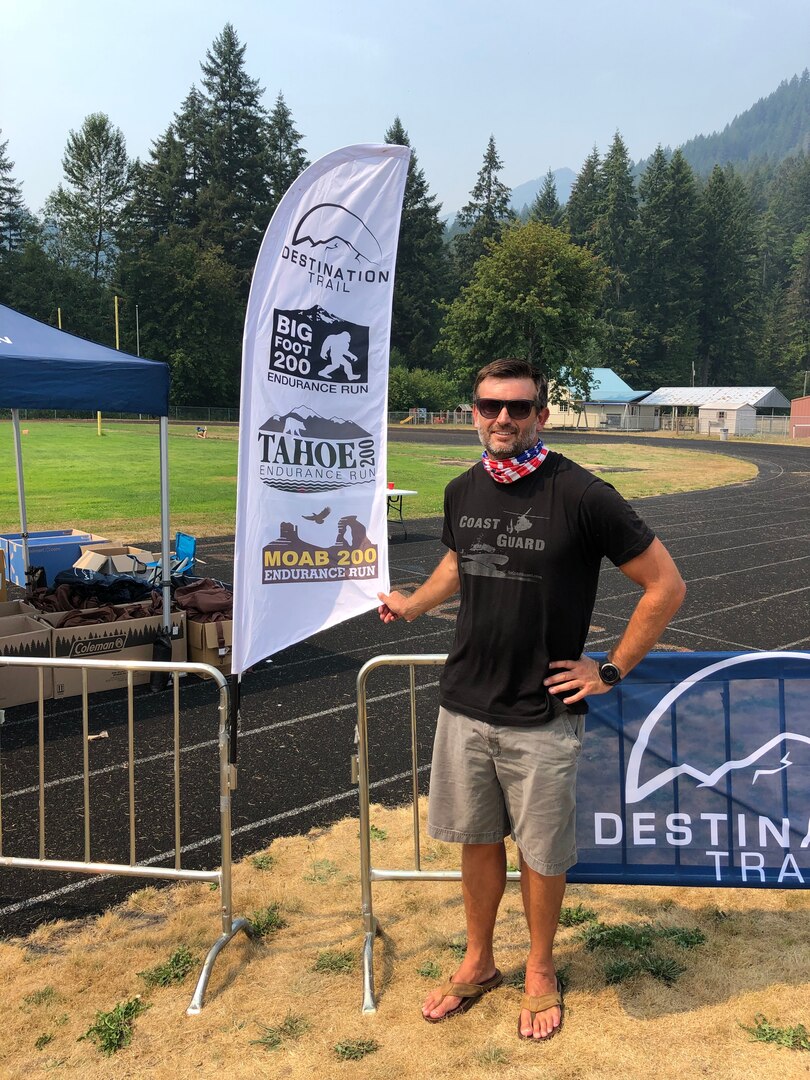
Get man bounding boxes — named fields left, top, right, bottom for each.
left=377, top=358, right=685, bottom=1041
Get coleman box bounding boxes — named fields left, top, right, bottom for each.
left=0, top=615, right=54, bottom=708
left=43, top=607, right=186, bottom=699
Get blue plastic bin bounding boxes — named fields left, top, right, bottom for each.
left=1, top=530, right=110, bottom=587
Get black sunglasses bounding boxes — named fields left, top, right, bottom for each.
left=474, top=398, right=538, bottom=420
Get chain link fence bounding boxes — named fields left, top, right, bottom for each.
left=2, top=408, right=792, bottom=435
left=2, top=406, right=241, bottom=423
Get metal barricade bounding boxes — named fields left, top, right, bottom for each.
left=0, top=656, right=251, bottom=1015
left=355, top=654, right=523, bottom=1014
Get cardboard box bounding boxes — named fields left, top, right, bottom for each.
left=1, top=530, right=110, bottom=586
left=73, top=551, right=108, bottom=572
left=0, top=599, right=37, bottom=618
left=187, top=619, right=232, bottom=676
left=45, top=607, right=186, bottom=699
left=75, top=544, right=155, bottom=576
left=0, top=615, right=54, bottom=708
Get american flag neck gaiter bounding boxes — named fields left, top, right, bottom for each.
left=481, top=438, right=548, bottom=484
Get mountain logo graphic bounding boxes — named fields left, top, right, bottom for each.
left=261, top=515, right=379, bottom=585
left=292, top=203, right=383, bottom=266
left=256, top=406, right=376, bottom=493
left=269, top=306, right=370, bottom=386
left=625, top=651, right=810, bottom=805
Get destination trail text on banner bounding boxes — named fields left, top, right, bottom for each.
left=232, top=144, right=410, bottom=674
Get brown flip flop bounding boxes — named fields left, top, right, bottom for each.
left=423, top=970, right=503, bottom=1023
left=517, top=977, right=564, bottom=1041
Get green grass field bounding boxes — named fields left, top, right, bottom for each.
left=0, top=421, right=757, bottom=539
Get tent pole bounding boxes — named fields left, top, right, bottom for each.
left=159, top=416, right=171, bottom=631
left=11, top=409, right=31, bottom=590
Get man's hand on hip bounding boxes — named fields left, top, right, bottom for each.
left=544, top=657, right=612, bottom=705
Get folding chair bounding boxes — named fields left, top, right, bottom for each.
left=171, top=532, right=197, bottom=575
left=145, top=532, right=201, bottom=584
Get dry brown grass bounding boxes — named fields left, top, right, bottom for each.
left=2, top=802, right=809, bottom=1079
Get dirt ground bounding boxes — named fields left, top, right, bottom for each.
left=2, top=801, right=809, bottom=1079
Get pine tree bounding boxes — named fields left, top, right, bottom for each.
left=782, top=229, right=810, bottom=396
left=118, top=25, right=274, bottom=402
left=566, top=147, right=603, bottom=246
left=198, top=23, right=271, bottom=276
left=755, top=153, right=810, bottom=388
left=529, top=170, right=562, bottom=227
left=384, top=117, right=450, bottom=365
left=0, top=131, right=29, bottom=252
left=662, top=150, right=702, bottom=378
left=576, top=133, right=638, bottom=377
left=266, top=92, right=309, bottom=216
left=173, top=86, right=210, bottom=229
left=697, top=165, right=759, bottom=384
left=594, top=132, right=637, bottom=305
left=453, top=135, right=515, bottom=283
left=632, top=147, right=701, bottom=385
left=44, top=113, right=132, bottom=282
left=125, top=86, right=211, bottom=243
left=118, top=232, right=242, bottom=403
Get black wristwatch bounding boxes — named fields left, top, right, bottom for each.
left=598, top=659, right=623, bottom=686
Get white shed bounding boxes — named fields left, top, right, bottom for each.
left=640, top=387, right=790, bottom=436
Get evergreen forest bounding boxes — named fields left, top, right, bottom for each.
left=1, top=26, right=808, bottom=410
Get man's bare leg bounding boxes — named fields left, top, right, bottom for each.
left=422, top=841, right=506, bottom=1019
left=518, top=854, right=566, bottom=1039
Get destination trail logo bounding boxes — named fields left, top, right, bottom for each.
left=625, top=653, right=810, bottom=805
left=268, top=306, right=369, bottom=393
left=257, top=406, right=376, bottom=493
left=591, top=652, right=810, bottom=885
left=280, top=202, right=391, bottom=291
left=262, top=512, right=378, bottom=584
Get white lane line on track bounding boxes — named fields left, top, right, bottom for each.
left=0, top=624, right=453, bottom=729
left=273, top=625, right=451, bottom=672
left=780, top=634, right=810, bottom=648
left=659, top=625, right=758, bottom=650
left=672, top=584, right=810, bottom=624
left=666, top=532, right=810, bottom=559
left=589, top=610, right=756, bottom=651
left=1, top=681, right=441, bottom=801
left=0, top=766, right=431, bottom=918
left=597, top=553, right=810, bottom=604
left=659, top=515, right=810, bottom=544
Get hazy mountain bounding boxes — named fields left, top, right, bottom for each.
left=445, top=69, right=810, bottom=229
left=638, top=69, right=810, bottom=176
left=509, top=167, right=576, bottom=213
left=444, top=167, right=575, bottom=226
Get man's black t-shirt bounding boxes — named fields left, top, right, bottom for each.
left=439, top=451, right=655, bottom=725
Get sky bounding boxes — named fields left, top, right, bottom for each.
left=2, top=0, right=809, bottom=217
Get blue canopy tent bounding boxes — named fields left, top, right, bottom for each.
left=0, top=303, right=173, bottom=626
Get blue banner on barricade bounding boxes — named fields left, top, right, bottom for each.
left=570, top=651, right=810, bottom=889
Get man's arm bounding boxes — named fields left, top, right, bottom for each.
left=545, top=537, right=686, bottom=705
left=377, top=549, right=460, bottom=624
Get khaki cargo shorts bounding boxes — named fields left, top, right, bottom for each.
left=427, top=705, right=585, bottom=876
